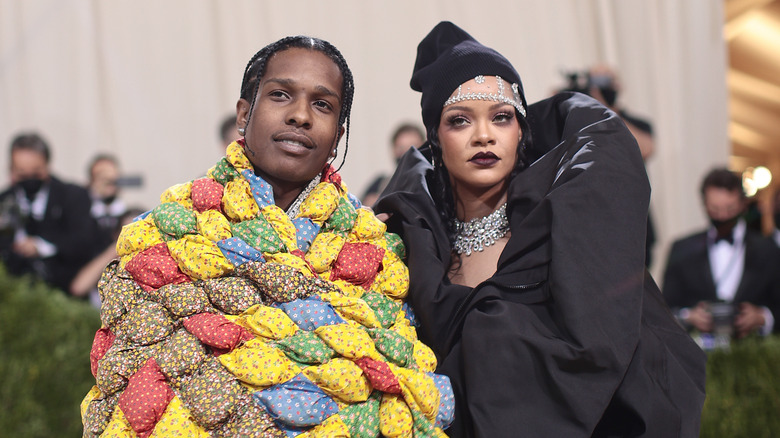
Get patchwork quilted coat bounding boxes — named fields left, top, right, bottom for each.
left=80, top=141, right=454, bottom=437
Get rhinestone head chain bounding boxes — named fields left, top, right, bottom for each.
left=443, top=76, right=526, bottom=117
left=451, top=203, right=509, bottom=256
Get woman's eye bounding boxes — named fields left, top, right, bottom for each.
left=448, top=116, right=469, bottom=126
left=493, top=112, right=513, bottom=123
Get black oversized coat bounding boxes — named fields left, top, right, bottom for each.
left=376, top=93, right=706, bottom=437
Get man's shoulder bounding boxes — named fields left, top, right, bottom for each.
left=0, top=187, right=14, bottom=200
left=47, top=177, right=92, bottom=209
left=671, top=230, right=708, bottom=248
left=48, top=176, right=89, bottom=196
left=667, top=231, right=708, bottom=263
left=745, top=229, right=780, bottom=254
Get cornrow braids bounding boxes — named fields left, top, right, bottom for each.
left=427, top=109, right=533, bottom=255
left=240, top=36, right=355, bottom=171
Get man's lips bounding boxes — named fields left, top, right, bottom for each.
left=274, top=131, right=313, bottom=149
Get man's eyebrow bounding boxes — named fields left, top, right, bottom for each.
left=264, top=78, right=341, bottom=103
left=314, top=85, right=341, bottom=103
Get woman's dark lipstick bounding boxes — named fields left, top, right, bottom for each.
left=469, top=151, right=500, bottom=165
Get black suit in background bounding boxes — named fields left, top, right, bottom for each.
left=0, top=176, right=102, bottom=292
left=662, top=228, right=780, bottom=333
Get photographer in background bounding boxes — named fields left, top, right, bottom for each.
left=561, top=65, right=655, bottom=160
left=561, top=64, right=657, bottom=267
left=0, top=132, right=102, bottom=292
left=86, top=154, right=128, bottom=248
left=663, top=168, right=780, bottom=341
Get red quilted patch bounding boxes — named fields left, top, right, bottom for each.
left=330, top=242, right=385, bottom=290
left=355, top=357, right=402, bottom=394
left=183, top=313, right=254, bottom=354
left=89, top=328, right=116, bottom=377
left=118, top=358, right=174, bottom=438
left=191, top=177, right=224, bottom=213
left=321, top=164, right=342, bottom=186
left=125, top=243, right=190, bottom=292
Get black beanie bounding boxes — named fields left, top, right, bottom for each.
left=410, top=21, right=527, bottom=135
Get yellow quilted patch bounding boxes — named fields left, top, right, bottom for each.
left=218, top=338, right=300, bottom=388
left=149, top=396, right=209, bottom=437
left=222, top=178, right=259, bottom=222
left=379, top=393, right=413, bottom=438
left=302, top=357, right=371, bottom=403
left=160, top=181, right=194, bottom=209
left=299, top=182, right=340, bottom=224
left=314, top=323, right=382, bottom=361
left=196, top=209, right=232, bottom=242
left=167, top=234, right=233, bottom=280
left=101, top=405, right=135, bottom=437
left=116, top=215, right=163, bottom=257
left=242, top=305, right=299, bottom=340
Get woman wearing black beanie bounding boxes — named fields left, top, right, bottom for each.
left=376, top=21, right=706, bottom=438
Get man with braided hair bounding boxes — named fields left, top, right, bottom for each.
left=81, top=36, right=454, bottom=437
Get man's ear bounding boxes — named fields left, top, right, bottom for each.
left=331, top=125, right=345, bottom=156
left=236, top=98, right=251, bottom=130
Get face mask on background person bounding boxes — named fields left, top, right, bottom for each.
left=14, top=177, right=45, bottom=201
left=710, top=214, right=741, bottom=232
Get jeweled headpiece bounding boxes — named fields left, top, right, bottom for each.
left=410, top=21, right=528, bottom=135
left=443, top=75, right=526, bottom=117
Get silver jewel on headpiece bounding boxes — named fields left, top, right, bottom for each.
left=451, top=203, right=509, bottom=256
left=444, top=76, right=526, bottom=117
left=474, top=75, right=485, bottom=84
left=286, top=174, right=321, bottom=220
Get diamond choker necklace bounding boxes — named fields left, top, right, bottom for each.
left=451, top=203, right=509, bottom=256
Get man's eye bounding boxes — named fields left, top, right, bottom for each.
left=314, top=100, right=333, bottom=110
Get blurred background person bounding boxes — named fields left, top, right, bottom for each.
left=87, top=154, right=128, bottom=249
left=70, top=207, right=145, bottom=307
left=663, top=167, right=780, bottom=339
left=218, top=114, right=242, bottom=152
left=559, top=64, right=657, bottom=267
left=0, top=132, right=102, bottom=292
left=361, top=122, right=425, bottom=206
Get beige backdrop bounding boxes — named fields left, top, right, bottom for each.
left=0, top=0, right=729, bottom=280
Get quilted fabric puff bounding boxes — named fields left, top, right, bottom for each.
left=301, top=357, right=372, bottom=403
left=218, top=337, right=300, bottom=388
left=203, top=276, right=263, bottom=314
left=118, top=358, right=174, bottom=438
left=177, top=357, right=242, bottom=429
left=253, top=374, right=339, bottom=427
left=191, top=177, right=224, bottom=213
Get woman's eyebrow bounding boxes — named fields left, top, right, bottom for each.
left=442, top=105, right=472, bottom=114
